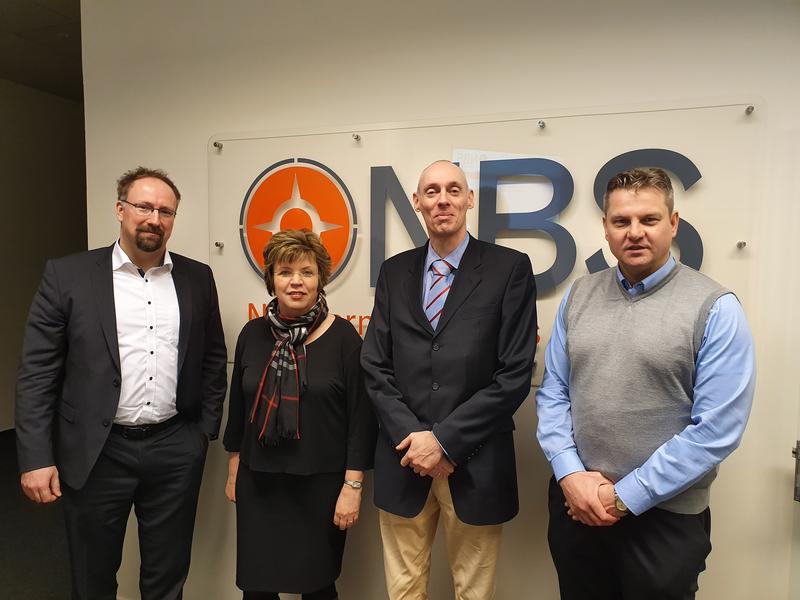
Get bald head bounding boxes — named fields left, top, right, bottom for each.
left=417, top=160, right=469, bottom=195
left=412, top=160, right=474, bottom=256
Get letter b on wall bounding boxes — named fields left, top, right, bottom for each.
left=479, top=158, right=576, bottom=293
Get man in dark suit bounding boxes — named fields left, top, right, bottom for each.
left=15, top=167, right=228, bottom=600
left=361, top=160, right=537, bottom=599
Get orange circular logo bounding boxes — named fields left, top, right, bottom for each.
left=239, top=158, right=357, bottom=282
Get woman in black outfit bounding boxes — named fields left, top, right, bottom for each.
left=224, top=229, right=376, bottom=600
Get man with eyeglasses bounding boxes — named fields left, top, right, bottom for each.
left=15, top=166, right=228, bottom=599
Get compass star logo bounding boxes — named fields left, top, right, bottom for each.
left=239, top=158, right=358, bottom=282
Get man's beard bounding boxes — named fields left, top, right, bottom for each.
left=135, top=226, right=165, bottom=252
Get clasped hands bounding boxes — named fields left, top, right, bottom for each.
left=397, top=431, right=454, bottom=478
left=559, top=471, right=627, bottom=526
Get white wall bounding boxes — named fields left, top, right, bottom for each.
left=1, top=78, right=86, bottom=432
left=80, top=1, right=800, bottom=598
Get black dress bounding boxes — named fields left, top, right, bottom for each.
left=223, top=316, right=376, bottom=593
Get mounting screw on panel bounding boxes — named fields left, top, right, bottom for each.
left=214, top=241, right=224, bottom=249
left=736, top=241, right=747, bottom=249
left=794, top=441, right=800, bottom=502
left=352, top=133, right=361, bottom=142
left=537, top=120, right=546, bottom=129
left=213, top=141, right=223, bottom=151
left=745, top=105, right=754, bottom=115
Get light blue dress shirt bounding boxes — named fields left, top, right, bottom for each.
left=535, top=257, right=756, bottom=515
left=423, top=233, right=470, bottom=460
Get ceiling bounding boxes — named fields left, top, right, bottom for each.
left=0, top=0, right=82, bottom=101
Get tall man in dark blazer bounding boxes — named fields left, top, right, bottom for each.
left=361, top=160, right=537, bottom=599
left=15, top=167, right=228, bottom=600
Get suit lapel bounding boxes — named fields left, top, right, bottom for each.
left=93, top=246, right=121, bottom=372
left=171, top=256, right=192, bottom=375
left=404, top=244, right=434, bottom=335
left=434, top=236, right=482, bottom=336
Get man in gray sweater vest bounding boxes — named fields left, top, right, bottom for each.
left=536, top=167, right=755, bottom=600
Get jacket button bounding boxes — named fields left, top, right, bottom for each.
left=102, top=419, right=111, bottom=427
left=112, top=379, right=120, bottom=388
left=432, top=343, right=440, bottom=351
left=432, top=382, right=440, bottom=391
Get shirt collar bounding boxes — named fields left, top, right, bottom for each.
left=112, top=240, right=173, bottom=273
left=616, top=255, right=676, bottom=295
left=424, top=233, right=470, bottom=274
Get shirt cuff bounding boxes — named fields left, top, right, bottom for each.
left=613, top=472, right=652, bottom=516
left=551, top=450, right=585, bottom=481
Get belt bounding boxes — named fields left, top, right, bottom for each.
left=111, top=414, right=182, bottom=440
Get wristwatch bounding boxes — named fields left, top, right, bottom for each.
left=613, top=488, right=629, bottom=515
left=343, top=479, right=363, bottom=490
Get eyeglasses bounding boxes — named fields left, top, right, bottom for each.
left=119, top=199, right=177, bottom=220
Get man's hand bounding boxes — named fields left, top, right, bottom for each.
left=559, top=471, right=619, bottom=526
left=20, top=466, right=61, bottom=503
left=597, top=482, right=628, bottom=519
left=396, top=431, right=453, bottom=477
left=428, top=456, right=455, bottom=479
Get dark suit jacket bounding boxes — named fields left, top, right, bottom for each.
left=15, top=244, right=228, bottom=490
left=361, top=236, right=537, bottom=525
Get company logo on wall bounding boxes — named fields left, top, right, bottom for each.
left=239, top=158, right=357, bottom=282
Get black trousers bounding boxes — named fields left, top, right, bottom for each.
left=61, top=419, right=208, bottom=600
left=242, top=583, right=338, bottom=599
left=547, top=476, right=712, bottom=600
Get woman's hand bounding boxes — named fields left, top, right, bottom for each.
left=333, top=470, right=364, bottom=530
left=226, top=452, right=240, bottom=503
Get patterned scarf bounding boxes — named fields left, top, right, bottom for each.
left=250, top=294, right=328, bottom=446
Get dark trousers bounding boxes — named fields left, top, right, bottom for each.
left=547, top=476, right=712, bottom=600
left=242, top=583, right=338, bottom=599
left=61, top=419, right=208, bottom=600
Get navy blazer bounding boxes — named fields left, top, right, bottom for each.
left=15, top=244, right=228, bottom=489
left=361, top=236, right=537, bottom=525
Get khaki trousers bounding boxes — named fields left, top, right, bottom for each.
left=379, top=478, right=502, bottom=600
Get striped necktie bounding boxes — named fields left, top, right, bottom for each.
left=424, top=259, right=454, bottom=330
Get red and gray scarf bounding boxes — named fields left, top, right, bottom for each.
left=249, top=294, right=328, bottom=446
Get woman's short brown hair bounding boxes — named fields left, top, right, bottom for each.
left=262, top=229, right=332, bottom=295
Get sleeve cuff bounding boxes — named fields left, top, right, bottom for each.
left=614, top=472, right=653, bottom=516
left=551, top=450, right=585, bottom=481
left=431, top=431, right=456, bottom=465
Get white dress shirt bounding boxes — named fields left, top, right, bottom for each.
left=112, top=242, right=180, bottom=425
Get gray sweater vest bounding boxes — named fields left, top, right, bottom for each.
left=565, top=263, right=728, bottom=514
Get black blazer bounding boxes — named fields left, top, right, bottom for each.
left=361, top=236, right=537, bottom=525
left=15, top=244, right=228, bottom=489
